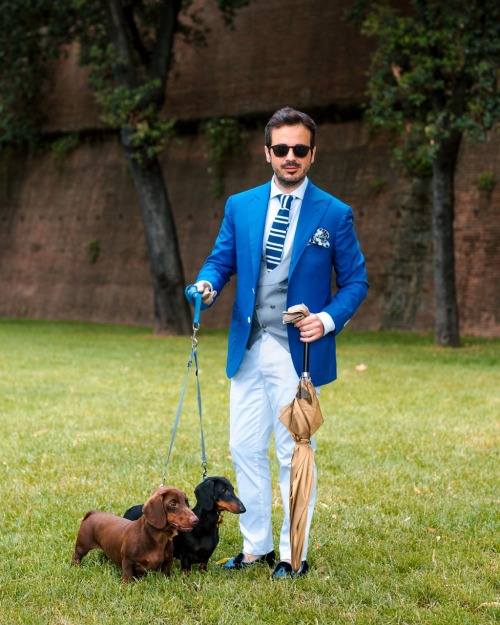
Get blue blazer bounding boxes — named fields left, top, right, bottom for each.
left=197, top=180, right=368, bottom=386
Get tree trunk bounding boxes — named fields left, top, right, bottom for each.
left=101, top=0, right=191, bottom=334
left=124, top=145, right=192, bottom=335
left=432, top=132, right=461, bottom=347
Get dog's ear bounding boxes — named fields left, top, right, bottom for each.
left=194, top=478, right=216, bottom=510
left=143, top=487, right=169, bottom=529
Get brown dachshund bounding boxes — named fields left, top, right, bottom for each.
left=72, top=486, right=198, bottom=583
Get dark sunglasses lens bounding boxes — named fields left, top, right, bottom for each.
left=271, top=144, right=289, bottom=157
left=270, top=144, right=311, bottom=158
left=293, top=145, right=311, bottom=158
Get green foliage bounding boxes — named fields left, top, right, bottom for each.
left=349, top=1, right=500, bottom=176
left=368, top=176, right=387, bottom=195
left=0, top=320, right=498, bottom=624
left=50, top=134, right=80, bottom=167
left=96, top=78, right=176, bottom=166
left=202, top=118, right=249, bottom=197
left=0, top=1, right=81, bottom=149
left=476, top=170, right=496, bottom=201
left=86, top=238, right=100, bottom=264
left=76, top=19, right=178, bottom=167
left=216, top=0, right=252, bottom=25
left=0, top=0, right=253, bottom=164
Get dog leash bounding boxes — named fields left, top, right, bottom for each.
left=161, top=292, right=208, bottom=486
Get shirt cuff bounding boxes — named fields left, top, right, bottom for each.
left=317, top=311, right=335, bottom=335
left=196, top=280, right=213, bottom=292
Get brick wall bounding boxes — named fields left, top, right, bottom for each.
left=1, top=124, right=498, bottom=337
left=41, top=0, right=372, bottom=132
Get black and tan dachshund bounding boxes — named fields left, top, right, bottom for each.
left=124, top=476, right=246, bottom=573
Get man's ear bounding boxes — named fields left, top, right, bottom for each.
left=264, top=146, right=271, bottom=163
left=311, top=147, right=316, bottom=164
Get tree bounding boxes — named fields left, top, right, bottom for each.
left=0, top=0, right=250, bottom=334
left=348, top=0, right=500, bottom=346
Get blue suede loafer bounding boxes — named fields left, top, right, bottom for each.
left=271, top=560, right=309, bottom=579
left=222, top=550, right=276, bottom=570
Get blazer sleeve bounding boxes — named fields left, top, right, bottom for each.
left=195, top=196, right=237, bottom=299
left=325, top=206, right=368, bottom=334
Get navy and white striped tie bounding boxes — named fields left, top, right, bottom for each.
left=265, top=194, right=293, bottom=271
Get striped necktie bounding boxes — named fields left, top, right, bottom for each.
left=265, top=194, right=293, bottom=271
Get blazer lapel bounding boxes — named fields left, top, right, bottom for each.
left=290, top=182, right=328, bottom=277
left=247, top=182, right=271, bottom=283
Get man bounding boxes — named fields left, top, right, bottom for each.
left=186, top=107, right=368, bottom=578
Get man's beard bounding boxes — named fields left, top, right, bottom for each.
left=275, top=163, right=307, bottom=188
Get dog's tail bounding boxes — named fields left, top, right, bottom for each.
left=81, top=509, right=99, bottom=522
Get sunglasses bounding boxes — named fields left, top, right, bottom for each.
left=268, top=144, right=313, bottom=158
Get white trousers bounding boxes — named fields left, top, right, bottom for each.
left=229, top=333, right=317, bottom=561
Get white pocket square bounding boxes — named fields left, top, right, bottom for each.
left=307, top=227, right=330, bottom=248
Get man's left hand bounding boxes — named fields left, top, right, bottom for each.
left=294, top=314, right=325, bottom=342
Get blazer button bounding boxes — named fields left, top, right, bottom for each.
left=270, top=305, right=275, bottom=309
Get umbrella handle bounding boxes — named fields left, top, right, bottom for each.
left=302, top=342, right=310, bottom=379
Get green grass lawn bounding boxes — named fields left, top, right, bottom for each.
left=0, top=319, right=498, bottom=625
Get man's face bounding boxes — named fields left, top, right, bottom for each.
left=265, top=124, right=316, bottom=191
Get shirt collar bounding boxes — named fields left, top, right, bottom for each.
left=270, top=177, right=309, bottom=201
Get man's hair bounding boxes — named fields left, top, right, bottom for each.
left=265, top=107, right=316, bottom=148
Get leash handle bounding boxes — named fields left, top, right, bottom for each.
left=185, top=285, right=202, bottom=326
left=193, top=291, right=202, bottom=326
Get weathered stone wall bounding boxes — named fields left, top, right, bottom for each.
left=0, top=0, right=498, bottom=337
left=453, top=138, right=500, bottom=337
left=41, top=0, right=372, bottom=132
left=1, top=124, right=498, bottom=337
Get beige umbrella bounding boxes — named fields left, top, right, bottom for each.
left=279, top=304, right=324, bottom=572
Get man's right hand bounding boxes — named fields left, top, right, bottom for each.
left=185, top=281, right=217, bottom=307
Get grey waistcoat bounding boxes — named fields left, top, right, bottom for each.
left=247, top=244, right=292, bottom=351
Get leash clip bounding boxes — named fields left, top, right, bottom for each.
left=191, top=324, right=199, bottom=349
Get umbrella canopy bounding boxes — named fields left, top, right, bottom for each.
left=279, top=376, right=323, bottom=572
